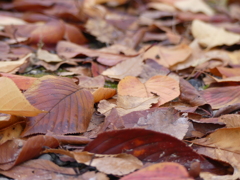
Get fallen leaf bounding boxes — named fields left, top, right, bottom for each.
left=85, top=18, right=124, bottom=44
left=0, top=124, right=23, bottom=145
left=0, top=159, right=81, bottom=180
left=36, top=49, right=63, bottom=63
left=174, top=0, right=214, bottom=16
left=56, top=41, right=137, bottom=66
left=142, top=44, right=192, bottom=68
left=121, top=162, right=193, bottom=180
left=193, top=128, right=240, bottom=154
left=200, top=86, right=240, bottom=109
left=179, top=78, right=207, bottom=106
left=0, top=73, right=37, bottom=90
left=134, top=108, right=189, bottom=140
left=84, top=129, right=214, bottom=170
left=29, top=20, right=65, bottom=44
left=118, top=75, right=180, bottom=106
left=102, top=55, right=144, bottom=79
left=97, top=95, right=159, bottom=116
left=64, top=23, right=88, bottom=45
left=0, top=135, right=59, bottom=170
left=93, top=87, right=116, bottom=103
left=22, top=75, right=94, bottom=136
left=191, top=20, right=240, bottom=49
left=0, top=77, right=44, bottom=117
left=44, top=149, right=142, bottom=176
left=0, top=53, right=31, bottom=73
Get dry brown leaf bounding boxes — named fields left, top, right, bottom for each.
left=44, top=149, right=142, bottom=176
left=134, top=108, right=189, bottom=139
left=172, top=40, right=230, bottom=71
left=22, top=75, right=94, bottom=136
left=142, top=44, right=192, bottom=68
left=116, top=95, right=159, bottom=116
left=219, top=114, right=240, bottom=128
left=102, top=55, right=144, bottom=79
left=191, top=20, right=240, bottom=49
left=98, top=95, right=159, bottom=116
left=93, top=87, right=116, bottom=103
left=0, top=159, right=82, bottom=180
left=118, top=75, right=180, bottom=106
left=85, top=18, right=124, bottom=44
left=174, top=0, right=214, bottom=16
left=78, top=76, right=105, bottom=88
left=193, top=128, right=240, bottom=153
left=0, top=124, right=23, bottom=145
left=0, top=77, right=44, bottom=117
left=0, top=53, right=31, bottom=73
left=36, top=49, right=63, bottom=63
left=196, top=147, right=240, bottom=179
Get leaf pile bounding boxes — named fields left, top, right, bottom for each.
left=0, top=0, right=240, bottom=179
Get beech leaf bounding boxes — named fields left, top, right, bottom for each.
left=22, top=75, right=94, bottom=136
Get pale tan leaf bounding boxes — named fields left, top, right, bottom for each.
left=0, top=124, right=23, bottom=145
left=0, top=77, right=44, bottom=117
left=116, top=95, right=159, bottom=116
left=91, top=154, right=143, bottom=176
left=0, top=53, right=31, bottom=73
left=102, top=55, right=144, bottom=79
left=98, top=100, right=117, bottom=116
left=191, top=20, right=240, bottom=49
left=174, top=0, right=214, bottom=16
left=37, top=49, right=63, bottom=63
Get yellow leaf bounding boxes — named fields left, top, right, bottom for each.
left=0, top=77, right=44, bottom=116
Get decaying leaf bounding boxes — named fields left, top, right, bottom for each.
left=36, top=49, right=63, bottom=63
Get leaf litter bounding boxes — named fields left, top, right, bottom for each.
left=0, top=0, right=240, bottom=179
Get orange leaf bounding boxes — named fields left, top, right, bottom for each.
left=118, top=75, right=179, bottom=106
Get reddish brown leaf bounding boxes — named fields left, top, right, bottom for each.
left=201, top=86, right=240, bottom=109
left=64, top=23, right=88, bottom=45
left=0, top=135, right=59, bottom=170
left=84, top=129, right=214, bottom=170
left=22, top=75, right=94, bottom=136
left=179, top=78, right=207, bottom=106
left=29, top=20, right=65, bottom=44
